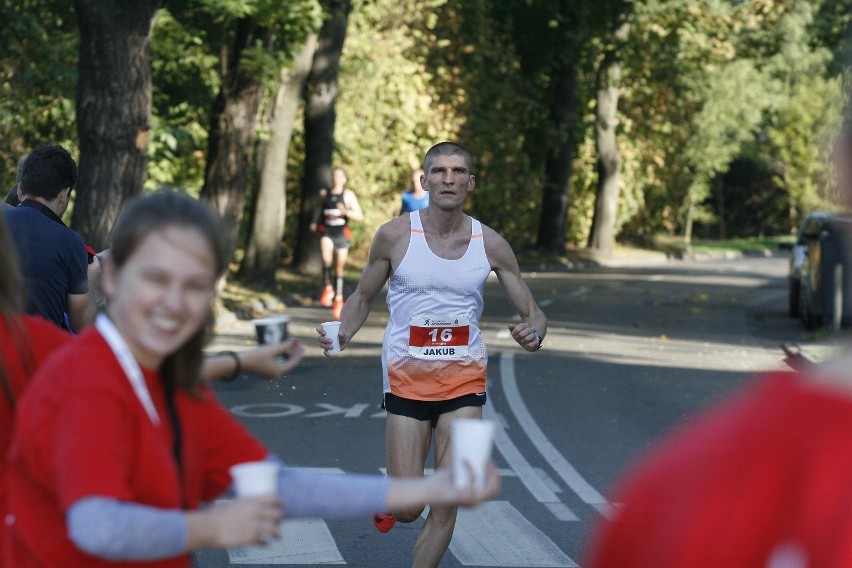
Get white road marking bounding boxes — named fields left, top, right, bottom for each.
left=500, top=352, right=615, bottom=519
left=226, top=469, right=346, bottom=565
left=380, top=467, right=517, bottom=477
left=450, top=501, right=578, bottom=567
left=227, top=519, right=344, bottom=564
left=484, top=405, right=578, bottom=522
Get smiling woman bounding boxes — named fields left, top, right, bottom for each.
left=4, top=190, right=500, bottom=568
left=103, top=226, right=218, bottom=371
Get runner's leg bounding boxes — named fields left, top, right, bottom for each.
left=320, top=236, right=335, bottom=278
left=413, top=404, right=483, bottom=568
left=319, top=237, right=335, bottom=306
left=385, top=412, right=432, bottom=521
left=334, top=247, right=349, bottom=297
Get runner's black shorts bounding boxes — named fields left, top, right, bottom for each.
left=318, top=225, right=352, bottom=249
left=382, top=392, right=486, bottom=428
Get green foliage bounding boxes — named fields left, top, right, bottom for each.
left=330, top=0, right=458, bottom=257
left=415, top=0, right=556, bottom=246
left=0, top=0, right=847, bottom=258
left=760, top=2, right=844, bottom=222
left=147, top=0, right=323, bottom=193
left=148, top=8, right=220, bottom=192
left=615, top=0, right=844, bottom=241
left=0, top=0, right=78, bottom=188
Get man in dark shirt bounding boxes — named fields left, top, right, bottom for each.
left=4, top=145, right=96, bottom=331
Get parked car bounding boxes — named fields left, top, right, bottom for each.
left=793, top=213, right=852, bottom=330
left=788, top=212, right=835, bottom=318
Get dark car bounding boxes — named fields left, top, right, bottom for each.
left=789, top=212, right=835, bottom=318
left=793, top=213, right=852, bottom=330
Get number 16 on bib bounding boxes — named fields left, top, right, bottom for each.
left=407, top=314, right=470, bottom=359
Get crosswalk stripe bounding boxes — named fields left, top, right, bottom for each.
left=450, top=501, right=578, bottom=567
left=226, top=468, right=346, bottom=565
left=227, top=519, right=345, bottom=564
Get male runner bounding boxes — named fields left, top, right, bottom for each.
left=317, top=142, right=547, bottom=568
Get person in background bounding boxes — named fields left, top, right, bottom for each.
left=584, top=121, right=852, bottom=568
left=3, top=145, right=98, bottom=332
left=399, top=168, right=428, bottom=215
left=317, top=142, right=546, bottom=568
left=309, top=167, right=364, bottom=320
left=5, top=190, right=498, bottom=567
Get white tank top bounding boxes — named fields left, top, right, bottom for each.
left=382, top=210, right=491, bottom=400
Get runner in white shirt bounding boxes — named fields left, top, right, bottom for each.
left=317, top=142, right=548, bottom=568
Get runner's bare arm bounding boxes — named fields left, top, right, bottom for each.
left=343, top=189, right=364, bottom=222
left=484, top=226, right=548, bottom=352
left=321, top=222, right=400, bottom=351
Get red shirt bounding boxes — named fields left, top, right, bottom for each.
left=0, top=315, right=69, bottom=544
left=586, top=371, right=852, bottom=567
left=5, top=324, right=267, bottom=567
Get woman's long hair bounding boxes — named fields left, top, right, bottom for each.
left=107, top=191, right=230, bottom=396
left=0, top=214, right=36, bottom=408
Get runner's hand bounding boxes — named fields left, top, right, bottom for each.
left=508, top=322, right=542, bottom=352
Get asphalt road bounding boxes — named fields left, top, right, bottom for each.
left=196, top=253, right=807, bottom=567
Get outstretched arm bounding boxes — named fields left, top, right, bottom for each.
left=201, top=340, right=306, bottom=382
left=485, top=227, right=548, bottom=352
left=317, top=221, right=402, bottom=354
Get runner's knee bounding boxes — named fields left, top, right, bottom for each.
left=395, top=506, right=426, bottom=523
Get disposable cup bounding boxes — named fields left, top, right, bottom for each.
left=321, top=321, right=342, bottom=354
left=252, top=316, right=290, bottom=345
left=450, top=419, right=496, bottom=490
left=229, top=461, right=279, bottom=497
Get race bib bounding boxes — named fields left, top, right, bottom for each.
left=323, top=208, right=345, bottom=226
left=408, top=314, right=470, bottom=359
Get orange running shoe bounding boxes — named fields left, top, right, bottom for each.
left=319, top=285, right=335, bottom=307
left=372, top=512, right=396, bottom=533
left=332, top=297, right=344, bottom=320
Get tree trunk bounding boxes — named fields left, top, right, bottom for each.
left=715, top=176, right=726, bottom=239
left=684, top=198, right=694, bottom=245
left=199, top=19, right=271, bottom=241
left=293, top=1, right=351, bottom=274
left=71, top=0, right=160, bottom=250
left=587, top=23, right=628, bottom=257
left=537, top=57, right=579, bottom=254
left=239, top=35, right=318, bottom=283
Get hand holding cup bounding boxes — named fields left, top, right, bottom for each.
left=318, top=321, right=342, bottom=356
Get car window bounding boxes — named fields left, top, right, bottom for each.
left=801, top=218, right=826, bottom=240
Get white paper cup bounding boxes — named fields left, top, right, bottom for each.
left=252, top=316, right=290, bottom=345
left=229, top=461, right=279, bottom=497
left=451, top=419, right=496, bottom=490
left=321, top=321, right=341, bottom=354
